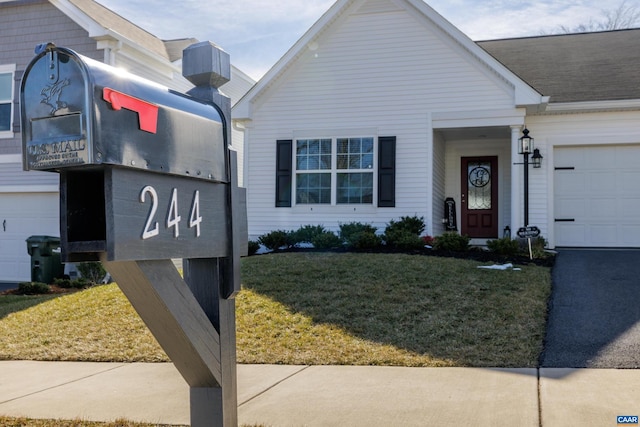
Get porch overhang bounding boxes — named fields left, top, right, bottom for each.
left=432, top=108, right=526, bottom=130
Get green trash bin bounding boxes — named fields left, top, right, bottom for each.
left=26, top=235, right=63, bottom=284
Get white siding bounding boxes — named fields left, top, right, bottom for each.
left=245, top=2, right=518, bottom=237
left=0, top=159, right=58, bottom=189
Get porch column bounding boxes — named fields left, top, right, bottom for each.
left=510, top=125, right=522, bottom=233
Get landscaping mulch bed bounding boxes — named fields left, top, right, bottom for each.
left=271, top=245, right=556, bottom=267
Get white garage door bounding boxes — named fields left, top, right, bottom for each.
left=0, top=193, right=59, bottom=282
left=554, top=145, right=640, bottom=247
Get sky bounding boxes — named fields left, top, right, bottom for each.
left=96, top=0, right=626, bottom=81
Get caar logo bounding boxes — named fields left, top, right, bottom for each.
left=618, top=415, right=639, bottom=425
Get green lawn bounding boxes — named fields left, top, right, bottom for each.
left=0, top=252, right=551, bottom=367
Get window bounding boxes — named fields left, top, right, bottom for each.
left=295, top=137, right=374, bottom=205
left=0, top=65, right=15, bottom=136
left=336, top=137, right=374, bottom=204
left=295, top=139, right=332, bottom=204
left=275, top=136, right=395, bottom=208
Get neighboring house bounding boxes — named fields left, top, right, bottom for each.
left=233, top=0, right=640, bottom=249
left=0, top=0, right=254, bottom=282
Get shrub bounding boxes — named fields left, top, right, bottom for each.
left=385, top=229, right=426, bottom=250
left=290, top=225, right=326, bottom=245
left=18, top=282, right=50, bottom=295
left=311, top=231, right=343, bottom=249
left=71, top=278, right=93, bottom=289
left=433, top=232, right=470, bottom=252
left=532, top=236, right=548, bottom=250
left=77, top=262, right=106, bottom=283
left=385, top=215, right=425, bottom=236
left=521, top=236, right=549, bottom=259
left=487, top=237, right=520, bottom=255
left=258, top=230, right=292, bottom=251
left=247, top=240, right=261, bottom=256
left=383, top=216, right=426, bottom=250
left=53, top=277, right=95, bottom=289
left=349, top=231, right=383, bottom=250
left=339, top=222, right=381, bottom=250
left=54, top=278, right=73, bottom=288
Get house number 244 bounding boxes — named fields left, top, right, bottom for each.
left=139, top=185, right=202, bottom=239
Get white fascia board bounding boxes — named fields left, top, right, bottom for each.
left=541, top=99, right=640, bottom=114
left=432, top=108, right=526, bottom=128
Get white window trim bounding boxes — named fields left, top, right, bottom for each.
left=0, top=63, right=16, bottom=139
left=292, top=135, right=378, bottom=208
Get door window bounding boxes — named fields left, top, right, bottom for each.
left=467, top=161, right=492, bottom=210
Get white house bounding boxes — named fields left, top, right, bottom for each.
left=0, top=0, right=254, bottom=283
left=233, top=0, right=640, bottom=249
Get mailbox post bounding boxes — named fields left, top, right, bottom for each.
left=21, top=42, right=246, bottom=426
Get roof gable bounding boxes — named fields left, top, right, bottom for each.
left=478, top=29, right=640, bottom=104
left=234, top=0, right=544, bottom=118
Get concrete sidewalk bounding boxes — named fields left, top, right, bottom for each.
left=0, top=362, right=638, bottom=426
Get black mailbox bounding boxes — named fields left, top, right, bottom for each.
left=21, top=45, right=227, bottom=181
left=21, top=45, right=234, bottom=262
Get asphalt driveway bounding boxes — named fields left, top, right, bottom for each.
left=541, top=249, right=640, bottom=368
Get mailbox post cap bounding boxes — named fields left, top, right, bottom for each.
left=183, top=41, right=230, bottom=89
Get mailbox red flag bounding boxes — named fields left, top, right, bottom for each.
left=102, top=87, right=159, bottom=134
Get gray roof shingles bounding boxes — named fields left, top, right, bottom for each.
left=478, top=28, right=640, bottom=103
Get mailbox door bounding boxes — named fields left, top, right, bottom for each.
left=21, top=49, right=92, bottom=171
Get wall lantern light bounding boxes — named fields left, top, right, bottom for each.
left=532, top=148, right=543, bottom=168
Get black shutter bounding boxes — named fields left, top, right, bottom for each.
left=275, top=140, right=293, bottom=207
left=378, top=136, right=396, bottom=207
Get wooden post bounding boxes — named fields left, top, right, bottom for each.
left=182, top=41, right=243, bottom=426
left=183, top=258, right=237, bottom=426
left=100, top=258, right=222, bottom=387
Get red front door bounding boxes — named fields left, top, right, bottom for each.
left=461, top=156, right=498, bottom=238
